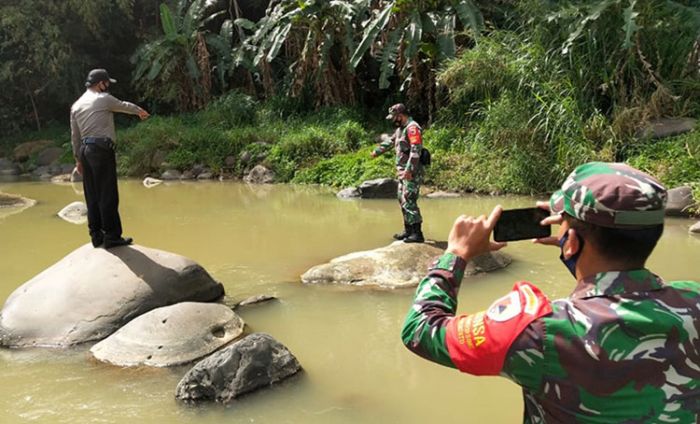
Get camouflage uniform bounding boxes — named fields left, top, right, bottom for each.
left=374, top=118, right=424, bottom=225
left=401, top=162, right=700, bottom=423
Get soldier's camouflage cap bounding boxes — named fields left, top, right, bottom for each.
left=386, top=103, right=408, bottom=120
left=549, top=162, right=667, bottom=228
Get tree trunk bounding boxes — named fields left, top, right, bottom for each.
left=27, top=86, right=41, bottom=131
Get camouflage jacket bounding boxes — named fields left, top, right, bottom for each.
left=402, top=253, right=700, bottom=423
left=374, top=119, right=423, bottom=175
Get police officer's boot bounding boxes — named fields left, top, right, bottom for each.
left=104, top=236, right=134, bottom=249
left=393, top=221, right=411, bottom=240
left=403, top=223, right=424, bottom=243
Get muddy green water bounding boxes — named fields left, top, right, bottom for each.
left=0, top=180, right=698, bottom=424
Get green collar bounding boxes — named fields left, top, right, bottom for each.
left=570, top=269, right=665, bottom=299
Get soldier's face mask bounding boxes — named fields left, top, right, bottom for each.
left=393, top=117, right=402, bottom=127
left=559, top=232, right=584, bottom=278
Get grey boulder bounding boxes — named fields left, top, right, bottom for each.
left=358, top=178, right=397, bottom=199
left=57, top=201, right=87, bottom=224
left=666, top=186, right=696, bottom=217
left=175, top=333, right=301, bottom=405
left=0, top=244, right=224, bottom=348
left=0, top=158, right=20, bottom=176
left=244, top=165, right=275, bottom=184
left=301, top=241, right=511, bottom=288
left=90, top=302, right=244, bottom=367
left=636, top=117, right=696, bottom=140
left=161, top=169, right=182, bottom=180
left=690, top=221, right=700, bottom=234
left=36, top=147, right=65, bottom=166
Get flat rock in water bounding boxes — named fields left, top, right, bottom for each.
left=234, top=295, right=277, bottom=309
left=143, top=177, right=163, bottom=188
left=90, top=302, right=244, bottom=367
left=175, top=333, right=301, bottom=405
left=301, top=241, right=512, bottom=288
left=690, top=221, right=700, bottom=234
left=666, top=186, right=696, bottom=217
left=358, top=178, right=397, bottom=199
left=426, top=191, right=462, bottom=199
left=57, top=201, right=87, bottom=224
left=0, top=244, right=224, bottom=348
left=0, top=192, right=36, bottom=219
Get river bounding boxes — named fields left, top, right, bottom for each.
left=0, top=180, right=698, bottom=423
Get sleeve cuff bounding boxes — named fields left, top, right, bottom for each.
left=429, top=252, right=467, bottom=284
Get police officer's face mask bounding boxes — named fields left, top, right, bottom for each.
left=559, top=232, right=584, bottom=278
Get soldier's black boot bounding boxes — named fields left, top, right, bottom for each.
left=403, top=223, right=425, bottom=243
left=393, top=222, right=411, bottom=240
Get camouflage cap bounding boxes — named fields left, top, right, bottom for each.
left=549, top=162, right=667, bottom=228
left=386, top=103, right=408, bottom=120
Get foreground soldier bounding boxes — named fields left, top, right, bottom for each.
left=401, top=162, right=700, bottom=423
left=371, top=103, right=425, bottom=243
left=71, top=69, right=149, bottom=248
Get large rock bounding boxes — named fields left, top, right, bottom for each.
left=301, top=241, right=512, bottom=288
left=143, top=177, right=163, bottom=188
left=161, top=169, right=182, bottom=181
left=175, top=333, right=301, bottom=405
left=690, top=221, right=700, bottom=234
left=666, top=186, right=696, bottom=217
left=0, top=158, right=20, bottom=176
left=244, top=165, right=275, bottom=184
left=90, top=302, right=244, bottom=367
left=0, top=244, right=224, bottom=348
left=358, top=178, right=398, bottom=199
left=636, top=118, right=696, bottom=140
left=57, top=201, right=87, bottom=224
left=36, top=147, right=65, bottom=166
left=13, top=140, right=53, bottom=162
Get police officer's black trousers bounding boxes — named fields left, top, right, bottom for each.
left=79, top=144, right=122, bottom=242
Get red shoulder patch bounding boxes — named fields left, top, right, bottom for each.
left=445, top=282, right=551, bottom=376
left=407, top=126, right=422, bottom=145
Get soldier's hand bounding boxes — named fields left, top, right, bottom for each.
left=400, top=170, right=413, bottom=180
left=532, top=200, right=563, bottom=246
left=446, top=205, right=507, bottom=262
left=370, top=151, right=377, bottom=158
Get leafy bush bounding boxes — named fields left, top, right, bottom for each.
left=293, top=147, right=394, bottom=187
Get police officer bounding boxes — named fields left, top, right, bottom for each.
left=371, top=103, right=425, bottom=243
left=71, top=69, right=150, bottom=249
left=401, top=162, right=700, bottom=423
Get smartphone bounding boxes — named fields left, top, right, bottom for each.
left=493, top=207, right=551, bottom=242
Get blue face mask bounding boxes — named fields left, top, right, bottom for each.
left=559, top=232, right=584, bottom=278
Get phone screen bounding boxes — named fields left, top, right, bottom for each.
left=493, top=208, right=551, bottom=242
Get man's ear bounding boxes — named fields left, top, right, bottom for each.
left=562, top=228, right=581, bottom=259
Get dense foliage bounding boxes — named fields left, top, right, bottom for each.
left=1, top=0, right=699, bottom=197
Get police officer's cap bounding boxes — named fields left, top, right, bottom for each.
left=85, top=69, right=117, bottom=87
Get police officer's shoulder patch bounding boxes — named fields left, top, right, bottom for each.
left=445, top=281, right=552, bottom=376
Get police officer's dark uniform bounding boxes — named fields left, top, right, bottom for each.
left=70, top=69, right=147, bottom=248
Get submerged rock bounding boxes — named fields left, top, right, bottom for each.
left=244, top=165, right=275, bottom=184
left=301, top=241, right=511, bottom=288
left=233, top=295, right=277, bottom=309
left=90, top=302, right=244, bottom=367
left=0, top=244, right=224, bottom=348
left=337, top=187, right=361, bottom=199
left=666, top=186, right=696, bottom=217
left=0, top=192, right=36, bottom=218
left=175, top=333, right=301, bottom=405
left=57, top=201, right=87, bottom=224
left=358, top=178, right=397, bottom=199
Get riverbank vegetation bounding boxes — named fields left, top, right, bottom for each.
left=1, top=0, right=699, bottom=197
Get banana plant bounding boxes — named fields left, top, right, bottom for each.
left=131, top=0, right=231, bottom=111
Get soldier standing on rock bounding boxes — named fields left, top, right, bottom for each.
left=71, top=69, right=150, bottom=249
left=371, top=103, right=425, bottom=243
left=401, top=162, right=700, bottom=423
